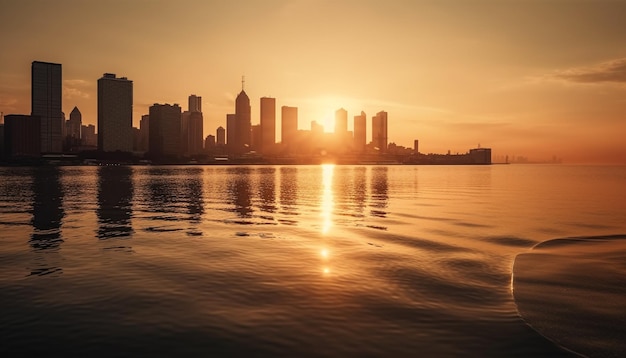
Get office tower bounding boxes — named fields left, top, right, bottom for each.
left=216, top=126, right=225, bottom=146
left=183, top=94, right=204, bottom=155
left=414, top=139, right=419, bottom=154
left=335, top=108, right=347, bottom=134
left=98, top=73, right=133, bottom=152
left=372, top=111, right=388, bottom=153
left=354, top=111, right=366, bottom=152
left=149, top=103, right=182, bottom=158
left=81, top=124, right=97, bottom=147
left=235, top=84, right=251, bottom=154
left=32, top=61, right=62, bottom=153
left=260, top=97, right=276, bottom=154
left=281, top=106, right=297, bottom=149
left=189, top=94, right=202, bottom=113
left=4, top=114, right=41, bottom=158
left=66, top=107, right=82, bottom=139
left=139, top=114, right=149, bottom=152
left=132, top=127, right=140, bottom=151
left=205, top=135, right=215, bottom=150
left=226, top=114, right=236, bottom=152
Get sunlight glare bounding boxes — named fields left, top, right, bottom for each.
left=320, top=164, right=335, bottom=234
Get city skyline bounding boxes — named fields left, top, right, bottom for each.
left=1, top=1, right=626, bottom=163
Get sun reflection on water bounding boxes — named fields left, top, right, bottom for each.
left=320, top=164, right=335, bottom=234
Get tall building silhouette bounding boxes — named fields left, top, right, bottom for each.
left=81, top=124, right=97, bottom=147
left=234, top=81, right=251, bottom=154
left=354, top=111, right=366, bottom=152
left=372, top=111, right=388, bottom=153
left=98, top=73, right=133, bottom=152
left=66, top=107, right=81, bottom=139
left=188, top=94, right=202, bottom=113
left=216, top=126, right=225, bottom=146
left=139, top=114, right=149, bottom=152
left=281, top=106, right=297, bottom=150
left=149, top=103, right=181, bottom=158
left=181, top=94, right=203, bottom=156
left=260, top=97, right=276, bottom=154
left=335, top=108, right=347, bottom=134
left=226, top=113, right=236, bottom=152
left=31, top=61, right=62, bottom=153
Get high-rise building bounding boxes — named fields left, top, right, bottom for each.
left=205, top=135, right=215, bottom=150
left=181, top=95, right=203, bottom=156
left=98, top=73, right=133, bottom=152
left=149, top=103, right=181, bottom=158
left=354, top=111, right=366, bottom=152
left=226, top=114, right=236, bottom=152
left=31, top=61, right=62, bottom=153
left=188, top=94, right=202, bottom=113
left=4, top=114, right=41, bottom=158
left=335, top=108, right=347, bottom=134
left=139, top=114, right=149, bottom=152
left=216, top=126, right=225, bottom=146
left=372, top=111, right=388, bottom=153
left=67, top=107, right=82, bottom=139
left=281, top=106, right=297, bottom=149
left=235, top=85, right=251, bottom=154
left=260, top=97, right=276, bottom=154
left=81, top=124, right=97, bottom=147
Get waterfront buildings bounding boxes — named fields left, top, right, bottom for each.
left=216, top=126, right=225, bottom=146
left=32, top=61, right=62, bottom=153
left=234, top=87, right=251, bottom=154
left=226, top=114, right=236, bottom=151
left=181, top=94, right=204, bottom=156
left=97, top=73, right=133, bottom=152
left=354, top=111, right=366, bottom=152
left=139, top=114, right=149, bottom=152
left=260, top=97, right=276, bottom=154
left=281, top=106, right=298, bottom=151
left=372, top=111, right=388, bottom=153
left=149, top=103, right=181, bottom=158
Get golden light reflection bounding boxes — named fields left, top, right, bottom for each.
left=320, top=248, right=329, bottom=259
left=323, top=267, right=330, bottom=275
left=320, top=164, right=335, bottom=234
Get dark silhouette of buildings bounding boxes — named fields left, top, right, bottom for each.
left=354, top=111, right=366, bottom=152
left=260, top=97, right=276, bottom=154
left=234, top=84, right=251, bottom=154
left=372, top=111, right=388, bottom=153
left=64, top=106, right=82, bottom=151
left=149, top=103, right=182, bottom=160
left=216, top=126, right=225, bottom=146
left=139, top=114, right=149, bottom=152
left=226, top=113, right=236, bottom=152
left=32, top=61, right=62, bottom=153
left=4, top=114, right=41, bottom=158
left=281, top=106, right=298, bottom=152
left=98, top=73, right=133, bottom=152
left=181, top=94, right=204, bottom=156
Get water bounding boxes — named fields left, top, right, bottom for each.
left=0, top=164, right=624, bottom=357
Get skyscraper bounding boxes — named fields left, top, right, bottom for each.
left=149, top=103, right=181, bottom=158
left=216, top=126, right=225, bottom=146
left=260, top=97, right=276, bottom=154
left=372, top=111, right=388, bottom=153
left=98, top=73, right=133, bottom=152
left=4, top=114, right=41, bottom=158
left=32, top=61, right=62, bottom=153
left=67, top=106, right=82, bottom=139
left=139, top=114, right=149, bottom=152
left=354, top=111, right=366, bottom=152
left=335, top=108, right=348, bottom=134
left=188, top=94, right=202, bottom=113
left=281, top=106, right=297, bottom=150
left=235, top=84, right=251, bottom=154
left=226, top=114, right=236, bottom=152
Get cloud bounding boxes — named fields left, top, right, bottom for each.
left=555, top=58, right=626, bottom=83
left=63, top=79, right=92, bottom=100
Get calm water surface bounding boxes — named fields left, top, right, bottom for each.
left=1, top=164, right=625, bottom=357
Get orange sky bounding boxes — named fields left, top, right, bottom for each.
left=1, top=0, right=625, bottom=163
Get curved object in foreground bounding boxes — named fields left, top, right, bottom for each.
left=512, top=235, right=626, bottom=358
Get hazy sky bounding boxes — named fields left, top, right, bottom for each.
left=1, top=0, right=625, bottom=163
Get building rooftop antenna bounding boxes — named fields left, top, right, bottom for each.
left=242, top=75, right=245, bottom=91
